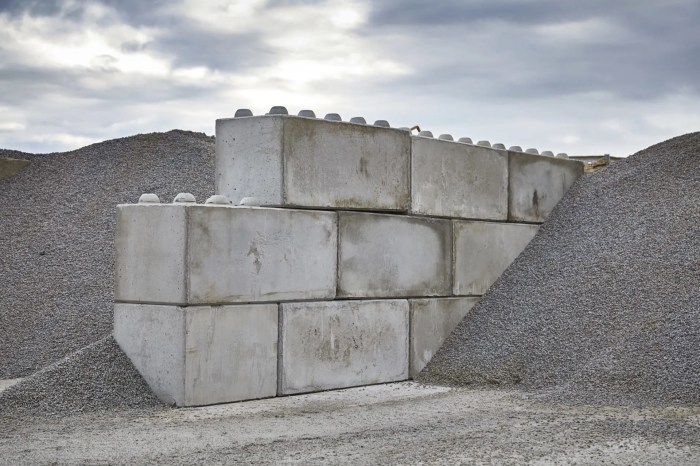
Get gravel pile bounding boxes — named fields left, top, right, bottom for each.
left=0, top=130, right=215, bottom=378
left=0, top=336, right=165, bottom=417
left=419, top=132, right=700, bottom=406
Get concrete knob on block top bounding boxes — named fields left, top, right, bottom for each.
left=556, top=153, right=569, bottom=158
left=477, top=140, right=491, bottom=147
left=525, top=148, right=539, bottom=155
left=438, top=134, right=454, bottom=141
left=374, top=120, right=390, bottom=127
left=492, top=143, right=506, bottom=150
left=298, top=109, right=316, bottom=118
left=173, top=193, right=196, bottom=204
left=349, top=117, right=367, bottom=124
left=418, top=130, right=433, bottom=138
left=458, top=137, right=473, bottom=144
left=509, top=146, right=523, bottom=152
left=234, top=109, right=253, bottom=118
left=138, top=193, right=160, bottom=204
left=268, top=106, right=288, bottom=115
left=541, top=151, right=554, bottom=157
left=324, top=113, right=342, bottom=121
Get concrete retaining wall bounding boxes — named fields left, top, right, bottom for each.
left=115, top=112, right=584, bottom=406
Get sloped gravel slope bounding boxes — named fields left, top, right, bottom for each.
left=0, top=130, right=215, bottom=378
left=0, top=336, right=164, bottom=417
left=419, top=132, right=700, bottom=406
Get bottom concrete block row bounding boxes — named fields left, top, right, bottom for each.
left=114, top=297, right=480, bottom=407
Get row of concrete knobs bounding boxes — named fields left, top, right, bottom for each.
left=234, top=106, right=569, bottom=158
left=137, top=193, right=253, bottom=205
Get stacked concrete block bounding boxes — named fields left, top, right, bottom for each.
left=508, top=150, right=584, bottom=222
left=453, top=221, right=539, bottom=295
left=337, top=212, right=452, bottom=298
left=409, top=297, right=480, bottom=378
left=114, top=303, right=278, bottom=407
left=216, top=116, right=411, bottom=210
left=115, top=111, right=587, bottom=407
left=116, top=203, right=337, bottom=304
left=278, top=300, right=409, bottom=395
left=411, top=137, right=508, bottom=220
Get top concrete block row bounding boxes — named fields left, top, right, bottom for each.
left=216, top=115, right=584, bottom=223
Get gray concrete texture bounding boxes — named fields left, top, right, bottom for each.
left=409, top=297, right=480, bottom=378
left=216, top=116, right=411, bottom=210
left=114, top=303, right=278, bottom=407
left=508, top=150, right=584, bottom=222
left=453, top=220, right=539, bottom=295
left=411, top=137, right=508, bottom=220
left=337, top=212, right=452, bottom=298
left=278, top=300, right=409, bottom=395
left=115, top=204, right=337, bottom=305
left=115, top=204, right=188, bottom=304
left=186, top=205, right=337, bottom=303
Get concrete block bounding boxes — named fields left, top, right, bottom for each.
left=411, top=137, right=508, bottom=220
left=216, top=116, right=411, bottom=210
left=338, top=212, right=452, bottom=298
left=114, top=303, right=278, bottom=406
left=508, top=151, right=584, bottom=223
left=278, top=300, right=409, bottom=395
left=187, top=205, right=337, bottom=303
left=453, top=220, right=539, bottom=295
left=409, top=297, right=480, bottom=378
left=113, top=303, right=185, bottom=405
left=216, top=117, right=285, bottom=206
left=115, top=204, right=187, bottom=304
left=115, top=204, right=337, bottom=304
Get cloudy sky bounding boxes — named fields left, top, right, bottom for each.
left=0, top=0, right=698, bottom=155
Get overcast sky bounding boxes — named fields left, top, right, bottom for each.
left=0, top=0, right=698, bottom=155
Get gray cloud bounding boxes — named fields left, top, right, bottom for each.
left=364, top=0, right=700, bottom=101
left=0, top=0, right=698, bottom=156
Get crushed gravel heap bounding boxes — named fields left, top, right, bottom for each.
left=0, top=130, right=215, bottom=378
left=419, top=132, right=700, bottom=406
left=0, top=336, right=165, bottom=417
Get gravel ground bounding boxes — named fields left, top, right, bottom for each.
left=0, top=130, right=215, bottom=378
left=419, top=132, right=700, bottom=406
left=2, top=383, right=699, bottom=465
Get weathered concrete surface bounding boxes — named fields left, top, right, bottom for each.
left=338, top=212, right=452, bottom=298
left=113, top=304, right=186, bottom=405
left=114, top=303, right=278, bottom=407
left=115, top=205, right=187, bottom=304
left=409, top=297, right=480, bottom=378
left=0, top=157, right=30, bottom=181
left=216, top=116, right=411, bottom=210
left=115, top=205, right=337, bottom=305
left=4, top=384, right=700, bottom=465
left=216, top=117, right=285, bottom=206
left=411, top=138, right=508, bottom=220
left=278, top=300, right=409, bottom=395
left=453, top=221, right=539, bottom=295
left=183, top=304, right=278, bottom=406
left=508, top=151, right=584, bottom=222
left=187, top=206, right=337, bottom=303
